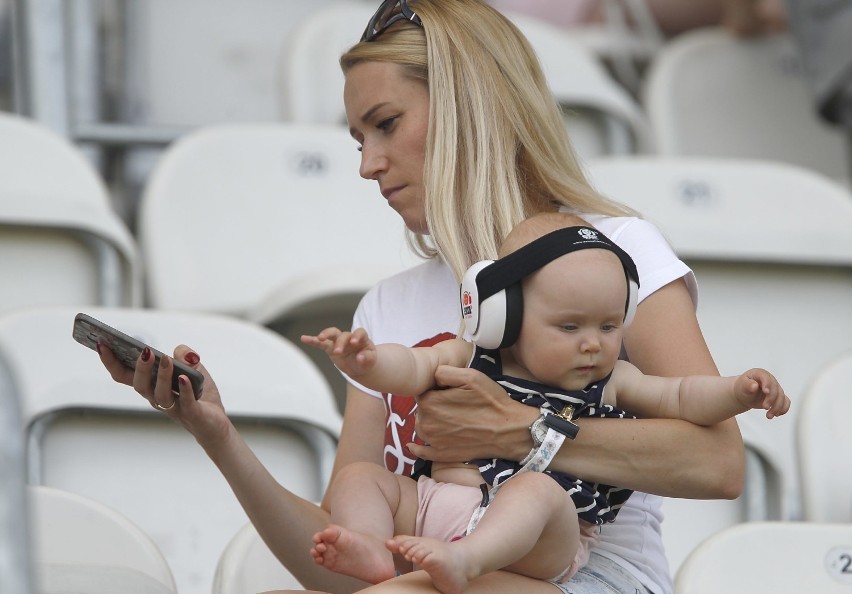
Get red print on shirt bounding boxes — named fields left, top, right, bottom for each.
left=383, top=332, right=456, bottom=476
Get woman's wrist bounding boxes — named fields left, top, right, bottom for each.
left=496, top=401, right=542, bottom=461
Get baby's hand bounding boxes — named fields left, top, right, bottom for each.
left=736, top=368, right=790, bottom=419
left=300, top=327, right=377, bottom=377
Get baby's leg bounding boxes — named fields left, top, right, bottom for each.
left=388, top=472, right=578, bottom=594
left=313, top=461, right=418, bottom=584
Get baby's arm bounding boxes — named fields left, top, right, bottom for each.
left=301, top=328, right=472, bottom=395
left=607, top=361, right=790, bottom=425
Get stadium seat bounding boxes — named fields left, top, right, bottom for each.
left=0, top=306, right=341, bottom=594
left=0, top=354, right=30, bottom=593
left=506, top=12, right=654, bottom=157
left=213, top=521, right=303, bottom=594
left=29, top=485, right=176, bottom=594
left=643, top=28, right=849, bottom=186
left=0, top=112, right=142, bottom=315
left=138, top=123, right=421, bottom=410
left=586, top=156, right=852, bottom=524
left=674, top=521, right=852, bottom=593
left=797, top=353, right=852, bottom=523
left=661, top=441, right=783, bottom=574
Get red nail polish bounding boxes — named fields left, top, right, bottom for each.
left=184, top=351, right=200, bottom=365
left=178, top=376, right=187, bottom=386
left=141, top=347, right=151, bottom=362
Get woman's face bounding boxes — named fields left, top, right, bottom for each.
left=344, top=61, right=430, bottom=234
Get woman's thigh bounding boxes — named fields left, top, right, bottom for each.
left=554, top=552, right=652, bottom=594
left=359, top=553, right=653, bottom=593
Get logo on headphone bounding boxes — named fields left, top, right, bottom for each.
left=461, top=290, right=473, bottom=318
left=578, top=228, right=598, bottom=241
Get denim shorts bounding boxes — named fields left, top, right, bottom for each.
left=551, top=551, right=653, bottom=594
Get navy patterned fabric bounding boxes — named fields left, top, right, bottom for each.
left=471, top=346, right=635, bottom=525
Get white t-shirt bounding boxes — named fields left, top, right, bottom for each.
left=349, top=215, right=697, bottom=594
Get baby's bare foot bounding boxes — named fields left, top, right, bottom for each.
left=310, top=524, right=396, bottom=584
left=387, top=535, right=477, bottom=594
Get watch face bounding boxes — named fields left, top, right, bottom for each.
left=531, top=417, right=548, bottom=445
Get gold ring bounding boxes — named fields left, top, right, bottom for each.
left=155, top=400, right=176, bottom=411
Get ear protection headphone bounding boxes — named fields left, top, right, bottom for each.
left=460, top=226, right=640, bottom=350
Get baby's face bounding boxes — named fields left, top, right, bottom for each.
left=508, top=249, right=627, bottom=391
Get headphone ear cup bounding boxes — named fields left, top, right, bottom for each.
left=499, top=281, right=524, bottom=349
left=461, top=260, right=497, bottom=345
left=460, top=259, right=524, bottom=350
left=623, top=279, right=639, bottom=328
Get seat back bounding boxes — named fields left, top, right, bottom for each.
left=506, top=12, right=654, bottom=157
left=29, top=485, right=176, bottom=594
left=643, top=28, right=849, bottom=186
left=586, top=156, right=852, bottom=521
left=0, top=112, right=142, bottom=313
left=278, top=2, right=372, bottom=126
left=139, top=123, right=421, bottom=410
left=213, top=521, right=302, bottom=594
left=662, top=442, right=784, bottom=574
left=139, top=122, right=419, bottom=316
left=798, top=353, right=852, bottom=523
left=674, top=522, right=852, bottom=593
left=0, top=353, right=31, bottom=593
left=0, top=306, right=341, bottom=594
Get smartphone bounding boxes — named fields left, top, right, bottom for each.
left=72, top=312, right=204, bottom=398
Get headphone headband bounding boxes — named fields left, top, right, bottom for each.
left=460, top=226, right=640, bottom=349
left=477, top=226, right=638, bottom=300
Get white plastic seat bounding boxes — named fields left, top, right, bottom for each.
left=29, top=485, right=176, bottom=594
left=213, top=521, right=302, bottom=594
left=674, top=521, right=852, bottom=593
left=278, top=2, right=652, bottom=159
left=138, top=123, right=421, bottom=410
left=661, top=440, right=784, bottom=574
left=139, top=123, right=419, bottom=316
left=643, top=28, right=849, bottom=186
left=797, top=353, right=852, bottom=523
left=505, top=12, right=654, bottom=157
left=277, top=2, right=374, bottom=126
left=586, top=156, right=852, bottom=525
left=0, top=306, right=341, bottom=594
left=0, top=353, right=30, bottom=593
left=0, top=112, right=142, bottom=314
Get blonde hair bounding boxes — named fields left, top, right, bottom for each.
left=341, top=0, right=636, bottom=281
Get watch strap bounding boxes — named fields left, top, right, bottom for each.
left=543, top=410, right=580, bottom=440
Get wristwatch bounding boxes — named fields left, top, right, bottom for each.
left=530, top=415, right=548, bottom=446
left=530, top=405, right=580, bottom=446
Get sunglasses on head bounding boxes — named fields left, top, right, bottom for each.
left=361, top=0, right=423, bottom=42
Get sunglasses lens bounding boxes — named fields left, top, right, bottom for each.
left=362, top=0, right=420, bottom=42
left=363, top=0, right=398, bottom=41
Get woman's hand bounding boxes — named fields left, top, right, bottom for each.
left=97, top=343, right=233, bottom=447
left=407, top=364, right=538, bottom=463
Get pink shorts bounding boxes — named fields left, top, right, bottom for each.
left=414, top=476, right=482, bottom=542
left=414, top=475, right=599, bottom=583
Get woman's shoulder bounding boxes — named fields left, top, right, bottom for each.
left=581, top=214, right=696, bottom=305
left=364, top=257, right=456, bottom=302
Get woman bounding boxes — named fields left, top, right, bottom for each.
left=99, top=1, right=744, bottom=592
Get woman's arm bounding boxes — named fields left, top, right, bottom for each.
left=411, top=279, right=745, bottom=499
left=98, top=343, right=380, bottom=594
left=204, top=383, right=385, bottom=593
